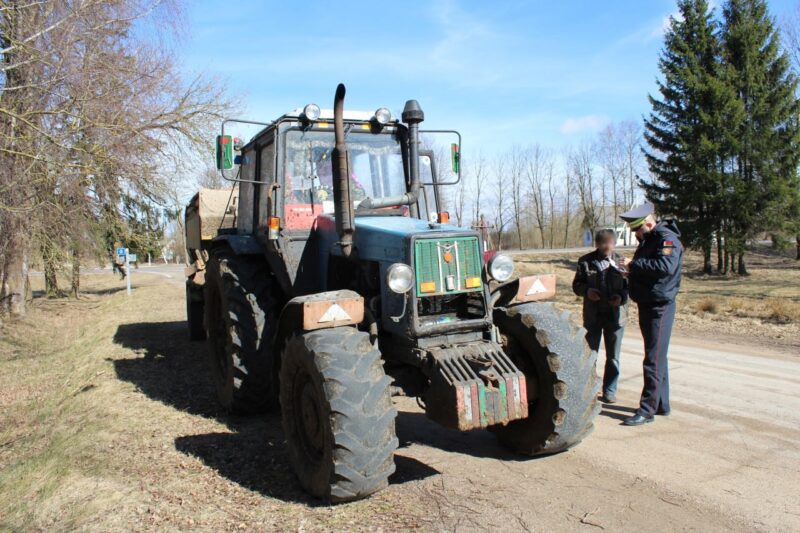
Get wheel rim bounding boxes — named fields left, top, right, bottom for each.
left=292, top=368, right=325, bottom=464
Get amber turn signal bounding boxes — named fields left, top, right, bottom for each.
left=420, top=281, right=436, bottom=293
left=465, top=276, right=481, bottom=289
left=268, top=216, right=280, bottom=239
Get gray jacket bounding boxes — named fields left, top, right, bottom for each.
left=572, top=250, right=629, bottom=327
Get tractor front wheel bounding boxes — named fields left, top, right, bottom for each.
left=490, top=302, right=600, bottom=455
left=280, top=327, right=397, bottom=502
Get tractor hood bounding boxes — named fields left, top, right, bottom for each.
left=351, top=216, right=472, bottom=264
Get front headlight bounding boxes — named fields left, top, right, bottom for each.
left=386, top=263, right=414, bottom=293
left=488, top=254, right=514, bottom=282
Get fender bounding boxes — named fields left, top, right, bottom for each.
left=274, top=290, right=365, bottom=355
left=211, top=233, right=294, bottom=296
left=211, top=233, right=264, bottom=255
left=491, top=274, right=557, bottom=307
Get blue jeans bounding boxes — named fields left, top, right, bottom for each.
left=585, top=314, right=624, bottom=397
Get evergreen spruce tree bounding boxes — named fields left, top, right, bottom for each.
left=643, top=0, right=740, bottom=274
left=722, top=0, right=800, bottom=274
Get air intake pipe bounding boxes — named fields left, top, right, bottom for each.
left=332, top=83, right=355, bottom=259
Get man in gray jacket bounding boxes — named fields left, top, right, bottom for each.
left=572, top=229, right=629, bottom=403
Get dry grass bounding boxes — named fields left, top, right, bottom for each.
left=694, top=297, right=718, bottom=315
left=0, top=273, right=437, bottom=531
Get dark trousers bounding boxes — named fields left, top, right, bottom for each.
left=636, top=300, right=675, bottom=417
left=585, top=313, right=624, bottom=397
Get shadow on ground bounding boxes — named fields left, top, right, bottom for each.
left=394, top=410, right=535, bottom=462
left=113, top=321, right=224, bottom=421
left=113, top=321, right=439, bottom=502
left=599, top=404, right=637, bottom=422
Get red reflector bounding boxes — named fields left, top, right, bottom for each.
left=439, top=211, right=450, bottom=224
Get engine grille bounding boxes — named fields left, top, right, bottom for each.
left=414, top=237, right=482, bottom=296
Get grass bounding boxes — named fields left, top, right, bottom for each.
left=0, top=273, right=436, bottom=531
left=694, top=297, right=718, bottom=315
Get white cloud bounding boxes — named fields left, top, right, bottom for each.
left=559, top=115, right=609, bottom=135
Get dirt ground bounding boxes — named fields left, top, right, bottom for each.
left=1, top=256, right=799, bottom=531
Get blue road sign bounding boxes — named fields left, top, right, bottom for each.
left=117, top=247, right=126, bottom=257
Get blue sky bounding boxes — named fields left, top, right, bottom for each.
left=181, top=0, right=796, bottom=154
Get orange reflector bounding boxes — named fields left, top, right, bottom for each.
left=465, top=276, right=481, bottom=289
left=420, top=281, right=436, bottom=293
left=438, top=211, right=450, bottom=224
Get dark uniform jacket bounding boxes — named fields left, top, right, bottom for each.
left=629, top=220, right=683, bottom=304
left=572, top=250, right=629, bottom=327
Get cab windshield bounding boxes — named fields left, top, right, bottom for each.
left=283, top=127, right=419, bottom=229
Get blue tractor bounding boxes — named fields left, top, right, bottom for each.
left=184, top=84, right=600, bottom=502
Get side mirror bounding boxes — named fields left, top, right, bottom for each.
left=216, top=135, right=234, bottom=170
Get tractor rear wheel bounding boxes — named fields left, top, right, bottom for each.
left=204, top=248, right=278, bottom=413
left=280, top=327, right=397, bottom=502
left=490, top=302, right=600, bottom=455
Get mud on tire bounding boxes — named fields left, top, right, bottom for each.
left=280, top=327, right=398, bottom=502
left=204, top=248, right=278, bottom=413
left=490, top=302, right=600, bottom=455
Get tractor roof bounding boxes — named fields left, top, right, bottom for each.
left=282, top=108, right=400, bottom=123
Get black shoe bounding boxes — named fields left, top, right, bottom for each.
left=657, top=409, right=671, bottom=416
left=623, top=414, right=654, bottom=426
left=599, top=394, right=617, bottom=404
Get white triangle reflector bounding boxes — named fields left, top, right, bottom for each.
left=318, top=303, right=352, bottom=323
left=526, top=279, right=548, bottom=296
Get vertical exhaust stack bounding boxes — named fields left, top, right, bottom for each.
left=332, top=83, right=355, bottom=259
left=402, top=100, right=425, bottom=219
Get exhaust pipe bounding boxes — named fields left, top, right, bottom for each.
left=332, top=83, right=355, bottom=259
left=402, top=99, right=424, bottom=218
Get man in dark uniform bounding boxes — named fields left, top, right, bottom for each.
left=572, top=229, right=628, bottom=404
left=620, top=203, right=683, bottom=426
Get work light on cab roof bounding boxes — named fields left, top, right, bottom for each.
left=301, top=103, right=320, bottom=122
left=373, top=107, right=392, bottom=125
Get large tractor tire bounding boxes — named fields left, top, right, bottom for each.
left=186, top=280, right=206, bottom=341
left=204, top=248, right=278, bottom=413
left=490, top=302, right=600, bottom=455
left=280, top=327, right=397, bottom=502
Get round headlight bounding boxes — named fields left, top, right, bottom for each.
left=386, top=263, right=414, bottom=294
left=488, top=254, right=514, bottom=282
left=303, top=103, right=321, bottom=121
left=374, top=107, right=392, bottom=125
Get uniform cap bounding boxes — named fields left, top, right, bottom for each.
left=620, top=202, right=654, bottom=229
